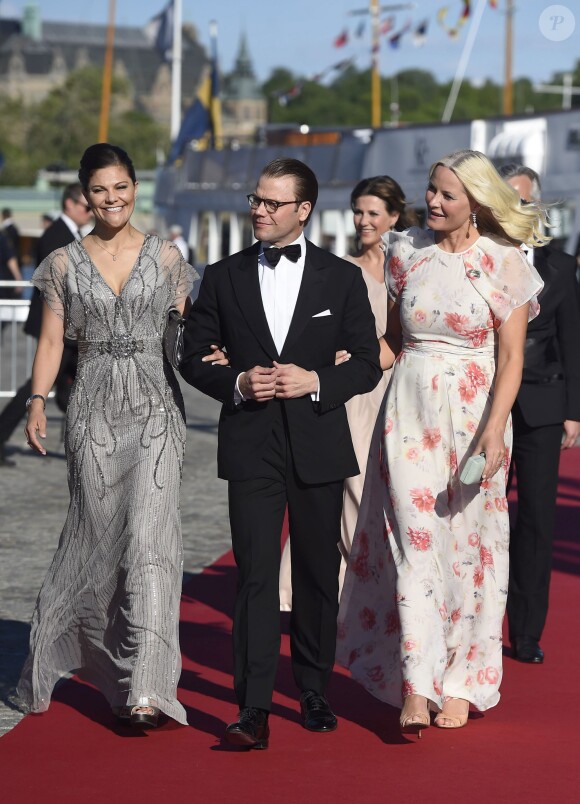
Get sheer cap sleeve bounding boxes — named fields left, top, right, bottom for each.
left=464, top=235, right=544, bottom=327
left=157, top=238, right=198, bottom=305
left=382, top=227, right=434, bottom=302
left=31, top=248, right=69, bottom=321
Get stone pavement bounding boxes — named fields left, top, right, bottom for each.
left=0, top=379, right=230, bottom=737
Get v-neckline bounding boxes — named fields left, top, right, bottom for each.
left=78, top=235, right=149, bottom=298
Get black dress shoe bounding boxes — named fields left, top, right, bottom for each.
left=0, top=443, right=15, bottom=467
left=224, top=707, right=269, bottom=749
left=513, top=637, right=544, bottom=664
left=300, top=690, right=337, bottom=732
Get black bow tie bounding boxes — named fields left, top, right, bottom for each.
left=263, top=244, right=301, bottom=267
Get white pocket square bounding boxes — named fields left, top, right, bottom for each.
left=312, top=309, right=332, bottom=317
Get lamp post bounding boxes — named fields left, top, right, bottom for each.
left=534, top=73, right=580, bottom=110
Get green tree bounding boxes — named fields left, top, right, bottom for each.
left=0, top=95, right=35, bottom=184
left=0, top=65, right=168, bottom=184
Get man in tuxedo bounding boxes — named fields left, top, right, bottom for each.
left=180, top=158, right=381, bottom=749
left=0, top=183, right=91, bottom=467
left=500, top=164, right=580, bottom=663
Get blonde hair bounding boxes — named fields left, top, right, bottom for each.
left=430, top=149, right=550, bottom=248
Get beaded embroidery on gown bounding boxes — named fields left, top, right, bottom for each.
left=17, top=236, right=195, bottom=724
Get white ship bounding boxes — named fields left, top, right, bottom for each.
left=153, top=108, right=580, bottom=265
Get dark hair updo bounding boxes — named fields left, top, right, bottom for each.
left=350, top=175, right=418, bottom=231
left=78, top=143, right=136, bottom=192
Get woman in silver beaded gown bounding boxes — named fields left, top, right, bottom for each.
left=17, top=144, right=195, bottom=728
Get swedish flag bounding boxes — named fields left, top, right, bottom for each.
left=168, top=22, right=222, bottom=163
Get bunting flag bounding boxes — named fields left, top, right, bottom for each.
left=355, top=20, right=366, bottom=38
left=412, top=19, right=429, bottom=47
left=145, top=0, right=174, bottom=62
left=273, top=58, right=354, bottom=106
left=437, top=4, right=469, bottom=39
left=334, top=29, right=349, bottom=47
left=380, top=16, right=395, bottom=35
left=388, top=20, right=412, bottom=49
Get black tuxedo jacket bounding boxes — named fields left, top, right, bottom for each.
left=180, top=240, right=382, bottom=484
left=515, top=245, right=580, bottom=427
left=24, top=217, right=76, bottom=339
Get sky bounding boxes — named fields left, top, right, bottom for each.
left=2, top=1, right=579, bottom=94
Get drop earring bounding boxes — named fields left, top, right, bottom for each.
left=471, top=210, right=478, bottom=229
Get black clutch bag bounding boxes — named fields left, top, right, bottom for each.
left=163, top=297, right=191, bottom=370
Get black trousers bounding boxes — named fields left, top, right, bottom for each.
left=0, top=377, right=31, bottom=444
left=507, top=403, right=562, bottom=642
left=228, top=407, right=343, bottom=711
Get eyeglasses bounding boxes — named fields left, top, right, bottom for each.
left=75, top=199, right=91, bottom=212
left=247, top=193, right=299, bottom=214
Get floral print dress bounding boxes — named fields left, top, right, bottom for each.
left=336, top=227, right=543, bottom=712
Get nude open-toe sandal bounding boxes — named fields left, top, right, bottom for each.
left=434, top=698, right=469, bottom=729
left=400, top=696, right=431, bottom=738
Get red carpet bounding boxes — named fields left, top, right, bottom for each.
left=2, top=454, right=580, bottom=803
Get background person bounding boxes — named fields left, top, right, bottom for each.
left=17, top=143, right=194, bottom=729
left=180, top=157, right=381, bottom=749
left=1, top=208, right=21, bottom=262
left=499, top=163, right=580, bottom=664
left=338, top=149, right=545, bottom=735
left=169, top=224, right=189, bottom=261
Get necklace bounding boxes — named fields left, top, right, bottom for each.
left=91, top=235, right=130, bottom=261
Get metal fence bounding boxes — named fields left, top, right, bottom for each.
left=0, top=281, right=35, bottom=398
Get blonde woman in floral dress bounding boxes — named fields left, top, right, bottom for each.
left=337, top=150, right=546, bottom=735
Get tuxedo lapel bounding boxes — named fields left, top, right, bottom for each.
left=281, top=242, right=328, bottom=358
left=229, top=244, right=279, bottom=360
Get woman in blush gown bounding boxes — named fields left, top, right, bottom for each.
left=18, top=143, right=196, bottom=729
left=337, top=150, right=546, bottom=735
left=279, top=177, right=417, bottom=610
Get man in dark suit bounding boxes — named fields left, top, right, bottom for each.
left=1, top=208, right=21, bottom=262
left=0, top=183, right=92, bottom=467
left=180, top=158, right=381, bottom=749
left=500, top=164, right=580, bottom=663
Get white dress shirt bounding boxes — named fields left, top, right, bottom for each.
left=258, top=234, right=306, bottom=353
left=235, top=233, right=319, bottom=402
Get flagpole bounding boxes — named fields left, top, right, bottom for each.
left=371, top=0, right=381, bottom=127
left=361, top=2, right=414, bottom=128
left=98, top=0, right=116, bottom=142
left=441, top=0, right=487, bottom=123
left=503, top=0, right=514, bottom=115
left=170, top=0, right=182, bottom=141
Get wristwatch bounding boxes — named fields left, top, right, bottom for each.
left=25, top=394, right=46, bottom=410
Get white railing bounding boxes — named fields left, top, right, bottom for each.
left=0, top=281, right=35, bottom=398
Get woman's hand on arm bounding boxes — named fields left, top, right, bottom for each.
left=25, top=302, right=65, bottom=455
left=202, top=345, right=229, bottom=365
left=380, top=300, right=402, bottom=370
left=476, top=304, right=529, bottom=481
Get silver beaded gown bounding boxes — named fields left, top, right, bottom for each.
left=17, top=235, right=195, bottom=724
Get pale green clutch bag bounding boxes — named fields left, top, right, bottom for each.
left=460, top=453, right=485, bottom=484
